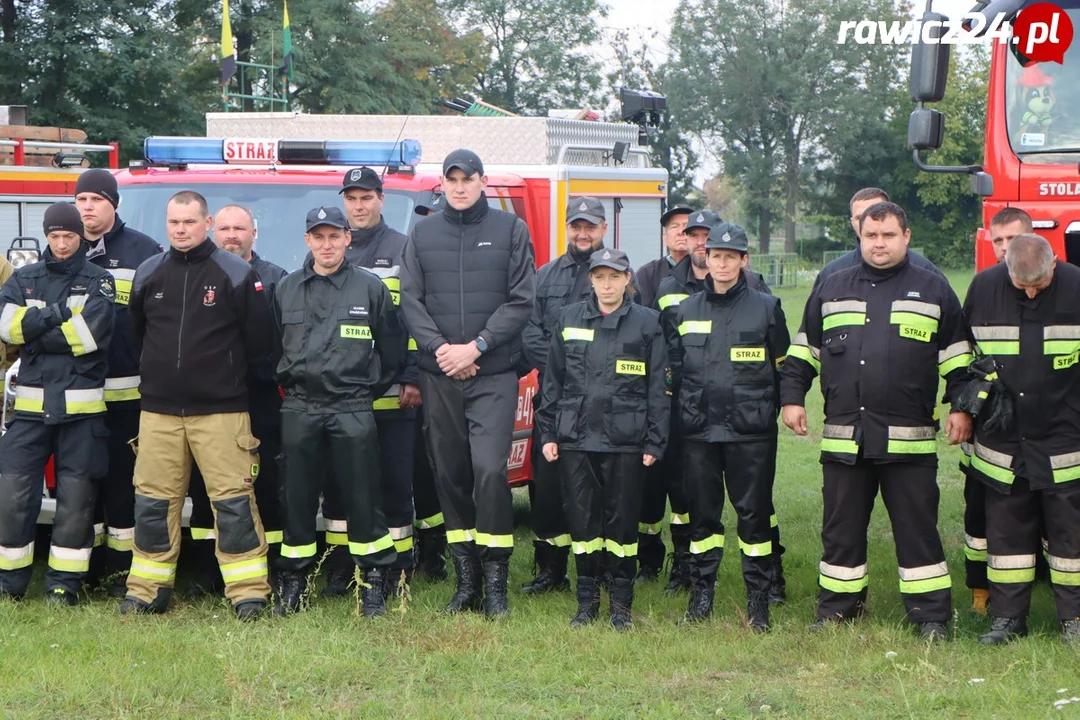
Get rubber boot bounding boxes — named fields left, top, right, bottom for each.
left=442, top=543, right=483, bottom=614
left=416, top=527, right=448, bottom=582
left=571, top=576, right=601, bottom=627
left=482, top=558, right=510, bottom=618
left=361, top=568, right=386, bottom=618
left=635, top=533, right=664, bottom=583
left=747, top=591, right=770, bottom=633
left=274, top=571, right=309, bottom=617
left=665, top=530, right=691, bottom=594
left=521, top=541, right=570, bottom=594
left=609, top=578, right=634, bottom=630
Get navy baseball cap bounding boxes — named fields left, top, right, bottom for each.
left=305, top=206, right=349, bottom=232
left=588, top=247, right=631, bottom=273
left=566, top=197, right=606, bottom=225
left=442, top=148, right=484, bottom=177
left=705, top=222, right=750, bottom=253
left=685, top=209, right=721, bottom=232
left=340, top=166, right=382, bottom=193
left=660, top=204, right=694, bottom=227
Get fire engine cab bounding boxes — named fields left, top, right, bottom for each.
left=112, top=113, right=670, bottom=484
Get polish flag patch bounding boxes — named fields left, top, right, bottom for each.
left=254, top=281, right=264, bottom=292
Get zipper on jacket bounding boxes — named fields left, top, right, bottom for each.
left=178, top=265, right=188, bottom=371
left=458, top=213, right=466, bottom=340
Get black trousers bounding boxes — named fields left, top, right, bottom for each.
left=818, top=461, right=951, bottom=623
left=560, top=450, right=644, bottom=581
left=418, top=370, right=516, bottom=561
left=964, top=476, right=988, bottom=590
left=684, top=439, right=775, bottom=595
left=985, top=478, right=1080, bottom=620
left=278, top=409, right=395, bottom=571
left=639, top=434, right=688, bottom=542
left=528, top=415, right=569, bottom=546
left=92, top=405, right=138, bottom=572
left=413, top=405, right=444, bottom=531
left=0, top=417, right=105, bottom=595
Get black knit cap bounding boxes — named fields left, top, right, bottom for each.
left=43, top=203, right=85, bottom=237
left=74, top=168, right=119, bottom=208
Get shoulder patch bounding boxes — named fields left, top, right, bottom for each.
left=99, top=276, right=116, bottom=300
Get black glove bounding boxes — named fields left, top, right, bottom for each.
left=956, top=354, right=1015, bottom=435
left=45, top=303, right=72, bottom=328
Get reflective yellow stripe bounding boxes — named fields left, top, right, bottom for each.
left=889, top=311, right=939, bottom=334
left=446, top=528, right=475, bottom=544
left=14, top=385, right=44, bottom=413
left=822, top=312, right=865, bottom=330
left=105, top=376, right=141, bottom=402
left=60, top=313, right=98, bottom=356
left=965, top=546, right=988, bottom=562
left=474, top=532, right=513, bottom=549
left=48, top=547, right=92, bottom=573
left=939, top=352, right=974, bottom=376
left=977, top=340, right=1020, bottom=356
left=264, top=531, right=283, bottom=545
left=887, top=439, right=937, bottom=455
left=572, top=538, right=604, bottom=554
left=220, top=557, right=268, bottom=583
left=350, top=534, right=394, bottom=556
left=543, top=534, right=572, bottom=547
left=393, top=536, right=415, bottom=553
left=0, top=542, right=35, bottom=570
left=1045, top=340, right=1080, bottom=356
left=281, top=542, right=318, bottom=559
left=1051, top=569, right=1080, bottom=586
left=638, top=521, right=662, bottom=535
left=373, top=397, right=401, bottom=411
left=114, top=278, right=133, bottom=306
left=604, top=539, right=638, bottom=558
left=689, top=534, right=724, bottom=554
left=821, top=438, right=859, bottom=454
left=93, top=523, right=106, bottom=548
left=987, top=567, right=1035, bottom=584
left=657, top=293, right=689, bottom=310
left=787, top=343, right=820, bottom=373
left=107, top=527, right=134, bottom=552
left=670, top=512, right=689, bottom=525
left=971, top=451, right=1014, bottom=485
left=407, top=337, right=418, bottom=351
left=898, top=563, right=951, bottom=594
left=819, top=573, right=869, bottom=593
left=0, top=305, right=28, bottom=345
left=769, top=514, right=778, bottom=529
left=562, top=327, right=595, bottom=342
left=129, top=558, right=177, bottom=581
left=739, top=539, right=772, bottom=557
left=678, top=320, right=712, bottom=335
left=190, top=527, right=216, bottom=540
left=66, top=388, right=106, bottom=415
left=415, top=512, right=444, bottom=530
left=325, top=532, right=349, bottom=546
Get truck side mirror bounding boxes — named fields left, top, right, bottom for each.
left=7, top=237, right=41, bottom=268
left=970, top=171, right=994, bottom=197
left=910, top=12, right=951, bottom=103
left=907, top=109, right=945, bottom=151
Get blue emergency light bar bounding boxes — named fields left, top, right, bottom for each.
left=143, top=137, right=423, bottom=167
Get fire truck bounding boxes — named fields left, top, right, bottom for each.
left=112, top=113, right=669, bottom=484
left=908, top=0, right=1080, bottom=270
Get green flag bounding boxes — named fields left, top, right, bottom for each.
left=281, top=0, right=293, bottom=81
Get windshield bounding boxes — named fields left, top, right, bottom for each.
left=117, top=183, right=419, bottom=272
left=1005, top=7, right=1080, bottom=162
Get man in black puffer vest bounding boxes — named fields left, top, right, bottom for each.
left=401, top=148, right=536, bottom=618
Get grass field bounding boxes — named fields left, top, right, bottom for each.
left=3, top=267, right=1080, bottom=718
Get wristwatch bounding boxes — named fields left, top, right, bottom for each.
left=475, top=336, right=489, bottom=353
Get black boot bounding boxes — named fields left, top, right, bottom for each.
left=635, top=533, right=665, bottom=583
left=665, top=532, right=691, bottom=594
left=683, top=569, right=715, bottom=624
left=321, top=547, right=355, bottom=597
left=521, top=541, right=570, bottom=594
left=1061, top=619, right=1080, bottom=645
left=978, top=616, right=1028, bottom=645
left=185, top=541, right=225, bottom=599
left=482, top=558, right=510, bottom=618
left=361, top=568, right=386, bottom=618
left=747, top=591, right=770, bottom=633
left=46, top=588, right=79, bottom=607
left=769, top=554, right=787, bottom=606
left=274, top=571, right=308, bottom=617
left=383, top=567, right=411, bottom=600
left=416, top=527, right=448, bottom=582
left=609, top=578, right=634, bottom=630
left=442, top=544, right=482, bottom=614
left=571, top=576, right=601, bottom=628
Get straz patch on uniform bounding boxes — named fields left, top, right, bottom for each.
left=341, top=325, right=372, bottom=339
left=1054, top=351, right=1080, bottom=371
left=731, top=347, right=766, bottom=362
left=615, top=359, right=646, bottom=375
left=899, top=325, right=932, bottom=343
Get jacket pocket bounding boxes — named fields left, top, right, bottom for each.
left=608, top=394, right=647, bottom=447
left=730, top=384, right=776, bottom=435
left=555, top=396, right=585, bottom=443
left=678, top=383, right=708, bottom=435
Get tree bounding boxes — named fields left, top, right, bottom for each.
left=446, top=0, right=608, bottom=114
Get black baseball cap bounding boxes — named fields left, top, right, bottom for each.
left=415, top=190, right=444, bottom=215
left=443, top=148, right=484, bottom=177
left=588, top=247, right=630, bottom=273
left=566, top=197, right=606, bottom=225
left=340, top=166, right=382, bottom=193
left=305, top=206, right=349, bottom=232
left=705, top=222, right=750, bottom=253
left=685, top=209, right=722, bottom=232
left=660, top=204, right=694, bottom=227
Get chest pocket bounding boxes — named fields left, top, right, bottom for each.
left=280, top=310, right=306, bottom=354
left=337, top=307, right=374, bottom=353
left=539, top=285, right=571, bottom=326
left=679, top=329, right=709, bottom=380
left=614, top=341, right=647, bottom=395
left=731, top=329, right=769, bottom=377
left=890, top=300, right=940, bottom=344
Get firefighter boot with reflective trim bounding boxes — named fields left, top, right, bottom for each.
left=443, top=544, right=482, bottom=614
left=978, top=616, right=1028, bottom=645
left=274, top=571, right=308, bottom=617
left=769, top=555, right=787, bottom=606
left=416, top=527, right=448, bottom=582
left=609, top=578, right=634, bottom=631
left=118, top=589, right=169, bottom=616
left=665, top=532, right=691, bottom=594
left=1061, top=619, right=1080, bottom=645
left=46, top=588, right=79, bottom=607
left=361, top=568, right=386, bottom=618
left=571, top=577, right=601, bottom=628
left=635, top=533, right=664, bottom=583
left=482, top=559, right=511, bottom=618
left=521, top=541, right=570, bottom=594
left=321, top=546, right=354, bottom=598
left=747, top=591, right=770, bottom=633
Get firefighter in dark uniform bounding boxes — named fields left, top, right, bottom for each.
left=0, top=204, right=114, bottom=604
left=318, top=167, right=422, bottom=598
left=520, top=197, right=613, bottom=596
left=963, top=234, right=1080, bottom=645
left=670, top=223, right=788, bottom=630
left=186, top=204, right=288, bottom=598
left=780, top=202, right=973, bottom=640
left=536, top=247, right=669, bottom=629
left=635, top=204, right=693, bottom=308
left=273, top=206, right=405, bottom=617
left=74, top=169, right=162, bottom=596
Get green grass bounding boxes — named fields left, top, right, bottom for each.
left=2, top=267, right=1079, bottom=718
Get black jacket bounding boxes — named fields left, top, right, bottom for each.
left=85, top=217, right=163, bottom=404
left=273, top=256, right=404, bottom=414
left=780, top=255, right=973, bottom=466
left=813, top=245, right=945, bottom=293
left=0, top=244, right=115, bottom=424
left=655, top=257, right=770, bottom=342
left=635, top=255, right=676, bottom=309
left=671, top=274, right=788, bottom=443
left=400, top=194, right=535, bottom=376
left=248, top=252, right=289, bottom=415
left=130, top=240, right=272, bottom=416
left=346, top=217, right=419, bottom=411
left=536, top=294, right=669, bottom=459
left=963, top=261, right=1080, bottom=493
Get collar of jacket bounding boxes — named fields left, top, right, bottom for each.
left=250, top=251, right=263, bottom=267
left=43, top=241, right=90, bottom=274
left=858, top=252, right=909, bottom=281
left=168, top=238, right=216, bottom=264
left=85, top=215, right=126, bottom=259
left=349, top=217, right=387, bottom=249
left=442, top=193, right=490, bottom=225
left=301, top=254, right=349, bottom=288
left=673, top=254, right=708, bottom=291
left=583, top=291, right=632, bottom=326
left=705, top=271, right=746, bottom=303
left=563, top=242, right=603, bottom=267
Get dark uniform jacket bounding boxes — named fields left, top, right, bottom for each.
left=346, top=218, right=419, bottom=413
left=536, top=294, right=669, bottom=459
left=400, top=194, right=535, bottom=376
left=273, top=256, right=404, bottom=414
left=671, top=274, right=788, bottom=443
left=130, top=240, right=272, bottom=417
left=248, top=252, right=288, bottom=416
left=635, top=255, right=676, bottom=309
left=813, top=245, right=944, bottom=293
left=964, top=260, right=1080, bottom=493
left=780, top=255, right=973, bottom=466
left=0, top=244, right=115, bottom=424
left=85, top=217, right=162, bottom=404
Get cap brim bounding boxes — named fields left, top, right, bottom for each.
left=306, top=221, right=349, bottom=231
left=684, top=223, right=713, bottom=232
left=589, top=261, right=629, bottom=272
left=339, top=182, right=381, bottom=194
left=566, top=212, right=605, bottom=225
left=443, top=162, right=480, bottom=177
left=661, top=207, right=693, bottom=225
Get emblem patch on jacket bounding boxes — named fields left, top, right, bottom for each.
left=203, top=286, right=216, bottom=307
left=99, top=278, right=115, bottom=300
left=349, top=306, right=368, bottom=317
left=374, top=258, right=392, bottom=267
